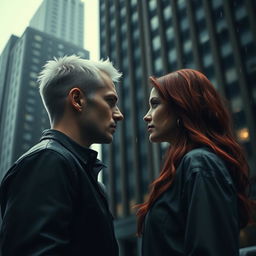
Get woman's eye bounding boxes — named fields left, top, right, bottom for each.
left=151, top=101, right=160, bottom=108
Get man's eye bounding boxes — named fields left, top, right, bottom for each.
left=107, top=99, right=116, bottom=107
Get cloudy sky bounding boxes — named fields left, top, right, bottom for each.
left=0, top=0, right=99, bottom=59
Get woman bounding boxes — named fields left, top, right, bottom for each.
left=137, top=69, right=253, bottom=256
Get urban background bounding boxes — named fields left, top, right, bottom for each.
left=0, top=0, right=255, bottom=255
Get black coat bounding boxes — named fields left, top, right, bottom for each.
left=142, top=148, right=240, bottom=256
left=0, top=129, right=119, bottom=256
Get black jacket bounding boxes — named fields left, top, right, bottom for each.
left=0, top=129, right=119, bottom=256
left=142, top=148, right=239, bottom=256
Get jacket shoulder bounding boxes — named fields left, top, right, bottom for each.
left=16, top=139, right=75, bottom=166
left=179, top=148, right=233, bottom=184
left=1, top=139, right=78, bottom=185
left=181, top=148, right=224, bottom=169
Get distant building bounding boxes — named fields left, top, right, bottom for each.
left=99, top=0, right=256, bottom=255
left=0, top=27, right=89, bottom=179
left=0, top=35, right=19, bottom=124
left=29, top=0, right=84, bottom=47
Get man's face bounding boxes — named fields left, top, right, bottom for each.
left=80, top=72, right=123, bottom=145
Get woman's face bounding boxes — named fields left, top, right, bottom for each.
left=144, top=87, right=178, bottom=143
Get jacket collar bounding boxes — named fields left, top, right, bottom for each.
left=40, top=129, right=106, bottom=179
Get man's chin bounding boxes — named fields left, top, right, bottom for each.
left=97, top=134, right=113, bottom=144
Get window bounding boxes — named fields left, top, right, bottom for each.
left=168, top=49, right=177, bottom=63
left=226, top=67, right=237, bottom=83
left=25, top=114, right=34, bottom=122
left=154, top=57, right=162, bottom=72
left=30, top=72, right=38, bottom=79
left=203, top=53, right=213, bottom=67
left=28, top=90, right=36, bottom=96
left=236, top=127, right=250, bottom=142
left=27, top=98, right=36, bottom=105
left=32, top=50, right=41, bottom=57
left=149, top=1, right=157, bottom=11
left=23, top=133, right=32, bottom=141
left=150, top=16, right=159, bottom=31
left=152, top=36, right=160, bottom=50
left=24, top=123, right=31, bottom=130
left=220, top=43, right=232, bottom=57
left=32, top=42, right=41, bottom=49
left=32, top=57, right=40, bottom=64
left=195, top=7, right=204, bottom=21
left=34, top=35, right=43, bottom=41
left=183, top=40, right=192, bottom=53
left=164, top=6, right=172, bottom=20
left=131, top=12, right=138, bottom=24
left=166, top=27, right=174, bottom=41
left=58, top=44, right=64, bottom=49
left=31, top=65, right=39, bottom=72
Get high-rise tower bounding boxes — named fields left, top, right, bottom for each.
left=99, top=0, right=256, bottom=254
left=29, top=0, right=84, bottom=47
left=0, top=27, right=89, bottom=179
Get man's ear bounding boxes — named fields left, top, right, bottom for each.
left=68, top=88, right=86, bottom=112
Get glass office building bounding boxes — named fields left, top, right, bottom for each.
left=99, top=0, right=256, bottom=254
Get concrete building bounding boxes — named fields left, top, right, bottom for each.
left=29, top=0, right=84, bottom=47
left=0, top=27, right=89, bottom=179
left=99, top=0, right=256, bottom=254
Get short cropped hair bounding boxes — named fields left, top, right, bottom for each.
left=38, top=55, right=122, bottom=123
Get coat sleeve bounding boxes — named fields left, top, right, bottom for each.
left=182, top=168, right=240, bottom=256
left=0, top=150, right=77, bottom=256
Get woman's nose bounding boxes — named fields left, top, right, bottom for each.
left=143, top=110, right=151, bottom=122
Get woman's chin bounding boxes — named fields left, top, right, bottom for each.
left=149, top=134, right=159, bottom=143
left=149, top=134, right=169, bottom=143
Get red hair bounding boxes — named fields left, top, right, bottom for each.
left=137, top=69, right=254, bottom=235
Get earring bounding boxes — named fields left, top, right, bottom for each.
left=177, top=119, right=181, bottom=127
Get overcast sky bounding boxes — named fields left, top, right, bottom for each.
left=0, top=0, right=99, bottom=59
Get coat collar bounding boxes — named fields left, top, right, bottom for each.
left=40, top=129, right=106, bottom=179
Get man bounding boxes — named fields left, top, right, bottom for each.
left=0, top=55, right=124, bottom=255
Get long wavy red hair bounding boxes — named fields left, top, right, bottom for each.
left=137, top=69, right=253, bottom=235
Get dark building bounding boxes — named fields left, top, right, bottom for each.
left=0, top=27, right=89, bottom=179
left=99, top=0, right=256, bottom=254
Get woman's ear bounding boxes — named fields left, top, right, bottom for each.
left=68, top=88, right=86, bottom=112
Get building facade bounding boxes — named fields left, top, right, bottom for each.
left=99, top=0, right=256, bottom=254
left=0, top=27, right=89, bottom=179
left=29, top=0, right=84, bottom=47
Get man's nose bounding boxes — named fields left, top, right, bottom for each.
left=113, top=107, right=124, bottom=121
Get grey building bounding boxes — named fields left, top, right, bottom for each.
left=29, top=0, right=84, bottom=47
left=0, top=27, right=89, bottom=179
left=99, top=0, right=256, bottom=254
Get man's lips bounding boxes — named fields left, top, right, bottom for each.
left=109, top=124, right=117, bottom=133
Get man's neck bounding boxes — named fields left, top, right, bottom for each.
left=52, top=123, right=91, bottom=148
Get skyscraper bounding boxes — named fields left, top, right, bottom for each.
left=0, top=27, right=89, bottom=179
left=99, top=0, right=256, bottom=254
left=29, top=0, right=84, bottom=47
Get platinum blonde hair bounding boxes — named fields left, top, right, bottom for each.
left=37, top=55, right=122, bottom=122
left=38, top=55, right=122, bottom=96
